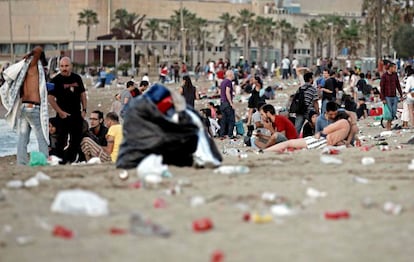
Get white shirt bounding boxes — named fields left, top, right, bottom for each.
left=292, top=59, right=299, bottom=69
left=404, top=75, right=414, bottom=98
left=282, top=58, right=290, bottom=69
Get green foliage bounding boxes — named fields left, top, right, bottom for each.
left=392, top=24, right=414, bottom=58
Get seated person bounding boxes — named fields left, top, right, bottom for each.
left=80, top=112, right=123, bottom=163
left=88, top=110, right=108, bottom=146
left=316, top=101, right=358, bottom=134
left=265, top=111, right=358, bottom=153
left=48, top=117, right=60, bottom=156
left=199, top=109, right=220, bottom=137
left=356, top=97, right=368, bottom=120
left=253, top=104, right=298, bottom=149
left=301, top=110, right=318, bottom=138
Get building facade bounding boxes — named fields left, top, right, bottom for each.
left=0, top=0, right=364, bottom=69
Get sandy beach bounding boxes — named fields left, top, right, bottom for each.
left=1, top=78, right=414, bottom=262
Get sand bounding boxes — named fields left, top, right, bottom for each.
left=1, top=77, right=414, bottom=262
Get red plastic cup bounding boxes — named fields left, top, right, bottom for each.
left=242, top=212, right=251, bottom=222
left=324, top=211, right=350, bottom=220
left=109, top=227, right=127, bottom=235
left=153, top=198, right=167, bottom=208
left=129, top=181, right=141, bottom=189
left=211, top=250, right=224, bottom=262
left=192, top=218, right=213, bottom=232
left=52, top=225, right=73, bottom=239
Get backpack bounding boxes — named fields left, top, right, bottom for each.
left=289, top=85, right=308, bottom=114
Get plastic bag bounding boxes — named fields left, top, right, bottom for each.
left=382, top=104, right=393, bottom=121
left=50, top=189, right=109, bottom=216
left=29, top=152, right=48, bottom=166
left=136, top=154, right=170, bottom=179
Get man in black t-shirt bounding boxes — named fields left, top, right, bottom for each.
left=320, top=69, right=337, bottom=114
left=48, top=57, right=87, bottom=163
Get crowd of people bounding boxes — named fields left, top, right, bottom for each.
left=2, top=44, right=413, bottom=164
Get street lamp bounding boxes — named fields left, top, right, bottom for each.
left=328, top=22, right=333, bottom=58
left=181, top=27, right=187, bottom=63
left=70, top=31, right=76, bottom=62
left=8, top=0, right=14, bottom=62
left=243, top=23, right=249, bottom=62
left=24, top=24, right=31, bottom=53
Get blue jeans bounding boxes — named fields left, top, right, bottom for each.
left=321, top=99, right=329, bottom=115
left=17, top=104, right=49, bottom=165
left=294, top=114, right=305, bottom=135
left=219, top=102, right=235, bottom=137
left=385, top=96, right=399, bottom=119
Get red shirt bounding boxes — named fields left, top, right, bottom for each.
left=274, top=115, right=298, bottom=139
left=380, top=72, right=402, bottom=100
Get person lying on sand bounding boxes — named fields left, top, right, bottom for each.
left=264, top=111, right=358, bottom=153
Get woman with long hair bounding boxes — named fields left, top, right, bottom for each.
left=179, top=75, right=198, bottom=108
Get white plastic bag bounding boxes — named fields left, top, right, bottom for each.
left=136, top=154, right=169, bottom=179
left=51, top=189, right=108, bottom=216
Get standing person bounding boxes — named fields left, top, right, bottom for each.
left=48, top=56, right=87, bottom=164
left=120, top=80, right=135, bottom=117
left=219, top=70, right=236, bottom=138
left=173, top=62, right=180, bottom=83
left=320, top=69, right=337, bottom=114
left=281, top=56, right=290, bottom=80
left=2, top=46, right=50, bottom=165
left=194, top=62, right=201, bottom=82
left=294, top=72, right=319, bottom=134
left=160, top=64, right=169, bottom=84
left=246, top=76, right=265, bottom=136
left=110, top=93, right=122, bottom=117
left=402, top=67, right=414, bottom=127
left=98, top=67, right=107, bottom=88
left=181, top=62, right=188, bottom=77
left=291, top=57, right=299, bottom=79
left=380, top=62, right=403, bottom=130
left=179, top=75, right=198, bottom=108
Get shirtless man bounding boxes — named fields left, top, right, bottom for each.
left=17, top=46, right=49, bottom=165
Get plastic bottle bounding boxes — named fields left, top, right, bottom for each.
left=214, top=165, right=250, bottom=175
left=6, top=180, right=23, bottom=189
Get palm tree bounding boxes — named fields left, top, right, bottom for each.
left=111, top=9, right=146, bottom=61
left=144, top=19, right=162, bottom=41
left=383, top=5, right=402, bottom=56
left=77, top=9, right=99, bottom=66
left=78, top=9, right=99, bottom=41
left=111, top=9, right=146, bottom=40
left=284, top=25, right=301, bottom=59
left=303, top=19, right=321, bottom=64
left=234, top=8, right=255, bottom=62
left=251, top=16, right=275, bottom=64
left=321, top=15, right=347, bottom=58
left=336, top=19, right=364, bottom=58
left=218, top=12, right=235, bottom=61
left=187, top=17, right=207, bottom=68
left=278, top=19, right=292, bottom=58
left=168, top=8, right=197, bottom=60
